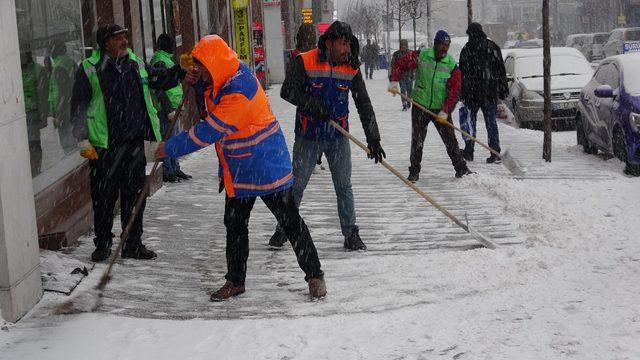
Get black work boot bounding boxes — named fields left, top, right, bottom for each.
left=462, top=148, right=474, bottom=161
left=121, top=244, right=157, bottom=260
left=268, top=229, right=288, bottom=248
left=455, top=166, right=476, bottom=178
left=344, top=228, right=367, bottom=251
left=175, top=169, right=192, bottom=180
left=486, top=155, right=501, bottom=164
left=407, top=172, right=419, bottom=183
left=91, top=247, right=112, bottom=262
left=163, top=173, right=180, bottom=183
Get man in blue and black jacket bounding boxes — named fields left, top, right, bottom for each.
left=269, top=21, right=386, bottom=251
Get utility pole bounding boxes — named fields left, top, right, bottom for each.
left=386, top=0, right=390, bottom=56
left=543, top=0, right=552, bottom=162
left=467, top=0, right=472, bottom=25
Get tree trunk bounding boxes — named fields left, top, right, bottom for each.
left=543, top=0, right=552, bottom=161
left=413, top=17, right=417, bottom=50
left=426, top=0, right=431, bottom=46
left=398, top=2, right=402, bottom=44
left=467, top=0, right=472, bottom=26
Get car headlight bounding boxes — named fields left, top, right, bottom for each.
left=631, top=112, right=640, bottom=133
left=522, top=90, right=543, bottom=101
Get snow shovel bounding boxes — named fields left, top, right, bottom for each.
left=52, top=85, right=191, bottom=315
left=390, top=89, right=525, bottom=177
left=328, top=120, right=497, bottom=249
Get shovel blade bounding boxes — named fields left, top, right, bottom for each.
left=500, top=148, right=526, bottom=177
left=467, top=224, right=498, bottom=249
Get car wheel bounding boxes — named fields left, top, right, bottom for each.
left=612, top=126, right=628, bottom=162
left=576, top=114, right=597, bottom=154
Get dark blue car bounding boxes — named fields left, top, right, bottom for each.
left=576, top=53, right=640, bottom=176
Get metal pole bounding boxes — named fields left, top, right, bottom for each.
left=467, top=0, right=472, bottom=26
left=543, top=0, right=552, bottom=162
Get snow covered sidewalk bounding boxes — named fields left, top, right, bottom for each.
left=2, top=72, right=639, bottom=359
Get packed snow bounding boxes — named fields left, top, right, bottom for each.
left=1, top=72, right=639, bottom=360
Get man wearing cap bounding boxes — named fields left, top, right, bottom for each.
left=71, top=24, right=197, bottom=262
left=388, top=30, right=472, bottom=182
left=270, top=20, right=386, bottom=251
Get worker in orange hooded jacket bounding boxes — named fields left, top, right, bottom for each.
left=156, top=35, right=326, bottom=301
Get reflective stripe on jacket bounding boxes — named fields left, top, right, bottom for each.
left=296, top=48, right=359, bottom=141
left=164, top=35, right=293, bottom=198
left=81, top=49, right=161, bottom=148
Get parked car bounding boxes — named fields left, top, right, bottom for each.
left=503, top=47, right=594, bottom=129
left=514, top=39, right=543, bottom=49
left=576, top=53, right=640, bottom=176
left=604, top=27, right=640, bottom=57
left=566, top=33, right=588, bottom=49
left=582, top=32, right=609, bottom=61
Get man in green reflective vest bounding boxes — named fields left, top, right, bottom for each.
left=388, top=30, right=472, bottom=182
left=71, top=24, right=197, bottom=262
left=20, top=51, right=49, bottom=176
left=151, top=33, right=192, bottom=183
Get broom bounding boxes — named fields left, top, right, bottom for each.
left=52, top=83, right=191, bottom=315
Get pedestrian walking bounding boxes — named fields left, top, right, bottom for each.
left=157, top=35, right=327, bottom=301
left=459, top=22, right=509, bottom=163
left=150, top=33, right=193, bottom=183
left=71, top=24, right=192, bottom=262
left=269, top=21, right=386, bottom=251
left=388, top=30, right=472, bottom=182
left=390, top=39, right=414, bottom=111
left=362, top=39, right=378, bottom=79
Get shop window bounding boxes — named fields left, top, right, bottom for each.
left=14, top=0, right=84, bottom=183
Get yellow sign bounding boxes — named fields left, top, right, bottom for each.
left=232, top=0, right=249, bottom=10
left=234, top=9, right=251, bottom=64
left=302, top=8, right=313, bottom=24
left=618, top=15, right=626, bottom=25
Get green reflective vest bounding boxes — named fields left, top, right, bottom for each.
left=413, top=48, right=456, bottom=110
left=81, top=49, right=161, bottom=148
left=48, top=54, right=75, bottom=116
left=22, top=62, right=43, bottom=112
left=150, top=50, right=183, bottom=110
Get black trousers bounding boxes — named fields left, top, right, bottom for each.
left=409, top=106, right=467, bottom=174
left=224, top=188, right=323, bottom=285
left=89, top=140, right=147, bottom=250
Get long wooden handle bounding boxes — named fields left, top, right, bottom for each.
left=392, top=90, right=501, bottom=158
left=327, top=120, right=468, bottom=231
left=98, top=84, right=191, bottom=289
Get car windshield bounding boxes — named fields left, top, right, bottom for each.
left=516, top=55, right=592, bottom=78
left=594, top=34, right=609, bottom=43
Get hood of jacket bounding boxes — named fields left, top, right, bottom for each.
left=191, top=35, right=240, bottom=96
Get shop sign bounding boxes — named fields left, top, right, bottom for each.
left=302, top=8, right=313, bottom=24
left=623, top=41, right=640, bottom=54
left=232, top=0, right=249, bottom=10
left=264, top=0, right=281, bottom=7
left=234, top=9, right=251, bottom=63
left=318, top=22, right=330, bottom=34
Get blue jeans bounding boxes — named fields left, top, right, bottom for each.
left=159, top=110, right=181, bottom=175
left=399, top=78, right=413, bottom=108
left=459, top=103, right=501, bottom=154
left=286, top=135, right=357, bottom=237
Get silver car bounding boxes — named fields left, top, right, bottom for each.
left=604, top=27, right=640, bottom=58
left=503, top=47, right=594, bottom=129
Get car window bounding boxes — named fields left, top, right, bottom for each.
left=594, top=63, right=620, bottom=88
left=610, top=31, right=622, bottom=41
left=625, top=29, right=640, bottom=41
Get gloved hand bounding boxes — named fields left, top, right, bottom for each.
left=167, top=111, right=177, bottom=122
left=78, top=140, right=98, bottom=160
left=367, top=140, right=386, bottom=164
left=388, top=81, right=400, bottom=95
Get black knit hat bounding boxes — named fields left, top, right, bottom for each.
left=96, top=24, right=128, bottom=49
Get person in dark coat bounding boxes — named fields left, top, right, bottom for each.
left=459, top=22, right=509, bottom=163
left=269, top=21, right=385, bottom=251
left=361, top=39, right=378, bottom=79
